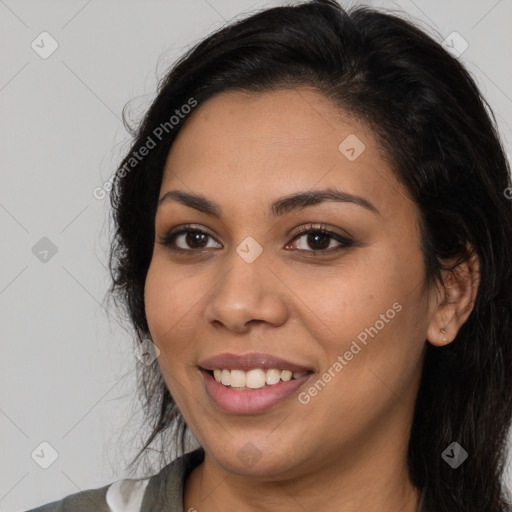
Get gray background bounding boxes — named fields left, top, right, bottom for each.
left=1, top=1, right=511, bottom=511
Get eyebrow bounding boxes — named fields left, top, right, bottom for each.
left=157, top=187, right=379, bottom=218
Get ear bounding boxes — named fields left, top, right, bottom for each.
left=426, top=246, right=480, bottom=347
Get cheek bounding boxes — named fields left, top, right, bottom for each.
left=144, top=261, right=169, bottom=337
left=312, top=240, right=427, bottom=371
left=145, top=259, right=189, bottom=329
left=144, top=262, right=196, bottom=399
left=144, top=260, right=188, bottom=350
left=307, top=250, right=421, bottom=342
left=144, top=259, right=206, bottom=364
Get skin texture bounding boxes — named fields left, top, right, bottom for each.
left=144, top=88, right=480, bottom=512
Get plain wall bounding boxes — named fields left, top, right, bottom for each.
left=1, top=1, right=511, bottom=510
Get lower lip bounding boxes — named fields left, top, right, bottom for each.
left=201, top=369, right=312, bottom=414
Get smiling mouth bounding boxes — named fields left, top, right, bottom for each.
left=206, top=368, right=311, bottom=390
left=200, top=365, right=314, bottom=414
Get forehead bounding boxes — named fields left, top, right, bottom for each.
left=160, top=88, right=409, bottom=220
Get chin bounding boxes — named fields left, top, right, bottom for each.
left=205, top=441, right=308, bottom=479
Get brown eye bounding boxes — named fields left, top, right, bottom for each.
left=299, top=232, right=332, bottom=250
left=159, top=225, right=221, bottom=252
left=286, top=224, right=353, bottom=254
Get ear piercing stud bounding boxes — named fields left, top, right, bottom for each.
left=441, top=327, right=448, bottom=343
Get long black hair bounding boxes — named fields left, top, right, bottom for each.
left=106, top=1, right=512, bottom=510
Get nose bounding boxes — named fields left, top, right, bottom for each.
left=203, top=250, right=289, bottom=334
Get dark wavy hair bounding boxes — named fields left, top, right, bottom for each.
left=106, top=1, right=512, bottom=510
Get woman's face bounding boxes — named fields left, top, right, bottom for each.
left=145, top=88, right=438, bottom=479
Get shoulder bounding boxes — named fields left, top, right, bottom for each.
left=22, top=448, right=205, bottom=512
left=23, top=479, right=150, bottom=512
left=22, top=482, right=112, bottom=512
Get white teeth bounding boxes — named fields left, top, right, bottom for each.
left=211, top=368, right=308, bottom=389
left=246, top=369, right=266, bottom=389
left=221, top=369, right=231, bottom=386
left=280, top=370, right=292, bottom=382
left=230, top=369, right=246, bottom=388
left=266, top=368, right=281, bottom=385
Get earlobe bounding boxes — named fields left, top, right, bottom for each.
left=426, top=247, right=480, bottom=347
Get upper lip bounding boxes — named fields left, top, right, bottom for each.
left=199, top=352, right=313, bottom=373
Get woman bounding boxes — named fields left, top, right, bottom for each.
left=26, top=0, right=512, bottom=511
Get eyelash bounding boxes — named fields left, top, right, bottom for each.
left=158, top=223, right=353, bottom=256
